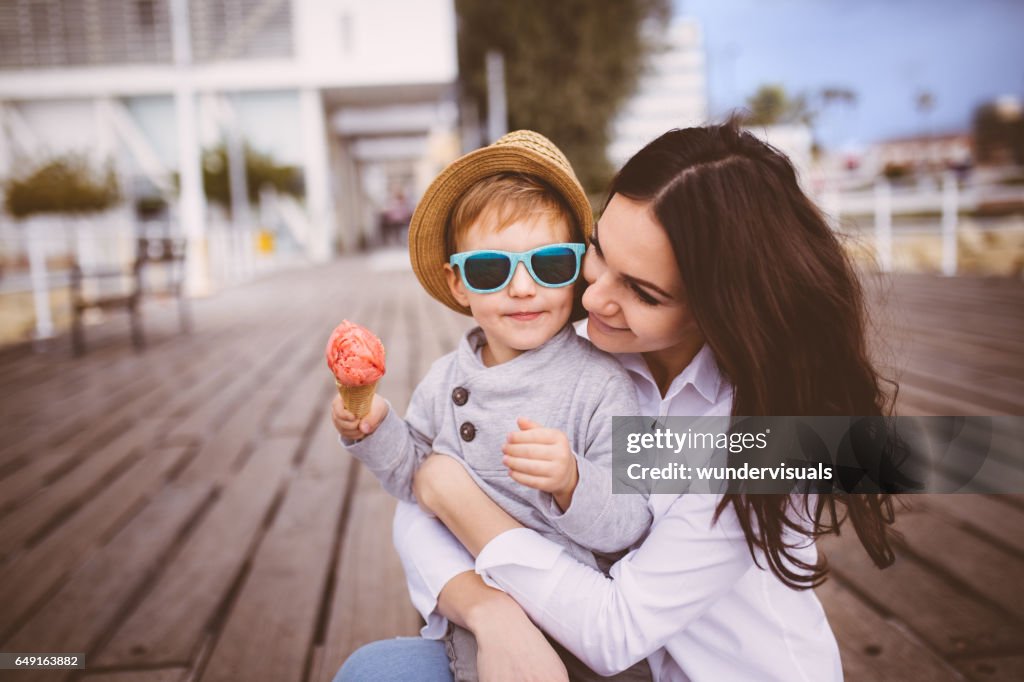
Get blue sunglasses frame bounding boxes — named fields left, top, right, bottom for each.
left=449, top=243, right=587, bottom=294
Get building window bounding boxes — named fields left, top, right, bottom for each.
left=137, top=0, right=156, bottom=31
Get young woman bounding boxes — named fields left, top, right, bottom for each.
left=336, top=122, right=897, bottom=681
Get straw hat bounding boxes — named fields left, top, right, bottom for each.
left=408, top=130, right=593, bottom=316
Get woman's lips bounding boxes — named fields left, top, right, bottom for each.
left=507, top=311, right=542, bottom=321
left=589, top=314, right=629, bottom=333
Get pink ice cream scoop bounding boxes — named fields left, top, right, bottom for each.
left=325, top=320, right=386, bottom=387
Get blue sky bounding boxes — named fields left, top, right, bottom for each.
left=677, top=0, right=1024, bottom=149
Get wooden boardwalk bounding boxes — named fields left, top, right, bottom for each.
left=0, top=257, right=1021, bottom=682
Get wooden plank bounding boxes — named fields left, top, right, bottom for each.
left=0, top=444, right=192, bottom=641
left=199, top=474, right=350, bottom=682
left=314, top=467, right=420, bottom=682
left=299, top=404, right=355, bottom=480
left=818, top=532, right=1024, bottom=658
left=0, top=335, right=249, bottom=513
left=955, top=655, right=1024, bottom=681
left=94, top=436, right=298, bottom=667
left=80, top=670, right=188, bottom=682
left=0, top=419, right=163, bottom=559
left=1, top=483, right=210, bottom=682
left=3, top=323, right=236, bottom=443
left=815, top=580, right=961, bottom=681
left=890, top=513, right=1024, bottom=620
left=897, top=367, right=1024, bottom=415
left=917, top=494, right=1024, bottom=555
left=1, top=324, right=239, bottom=472
left=159, top=327, right=306, bottom=443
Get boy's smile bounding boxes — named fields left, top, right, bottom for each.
left=445, top=212, right=575, bottom=367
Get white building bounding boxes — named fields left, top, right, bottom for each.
left=608, top=18, right=708, bottom=168
left=0, top=0, right=459, bottom=297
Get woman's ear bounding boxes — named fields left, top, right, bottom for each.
left=445, top=264, right=471, bottom=308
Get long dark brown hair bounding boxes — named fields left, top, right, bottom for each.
left=608, top=122, right=896, bottom=589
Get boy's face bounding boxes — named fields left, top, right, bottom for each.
left=445, top=212, right=575, bottom=366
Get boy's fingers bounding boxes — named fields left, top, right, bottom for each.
left=506, top=428, right=559, bottom=445
left=332, top=402, right=355, bottom=420
left=359, top=420, right=372, bottom=434
left=507, top=469, right=552, bottom=491
left=502, top=442, right=553, bottom=459
left=503, top=455, right=551, bottom=477
left=517, top=416, right=542, bottom=431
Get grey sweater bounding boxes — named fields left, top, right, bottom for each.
left=345, top=324, right=652, bottom=568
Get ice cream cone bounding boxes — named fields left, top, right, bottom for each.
left=337, top=379, right=378, bottom=419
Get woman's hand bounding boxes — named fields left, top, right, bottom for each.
left=438, top=571, right=568, bottom=682
left=475, top=608, right=569, bottom=682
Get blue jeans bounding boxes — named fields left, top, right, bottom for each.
left=334, top=637, right=454, bottom=682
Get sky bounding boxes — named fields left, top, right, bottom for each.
left=677, top=0, right=1024, bottom=150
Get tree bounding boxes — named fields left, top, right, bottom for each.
left=741, top=84, right=813, bottom=127
left=201, top=143, right=302, bottom=214
left=4, top=154, right=119, bottom=219
left=455, top=0, right=671, bottom=193
left=973, top=99, right=1024, bottom=166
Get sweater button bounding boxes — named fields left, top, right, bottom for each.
left=460, top=422, right=476, bottom=442
left=452, top=387, right=469, bottom=406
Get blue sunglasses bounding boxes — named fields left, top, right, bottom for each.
left=449, top=243, right=587, bottom=294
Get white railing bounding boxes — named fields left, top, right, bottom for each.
left=815, top=171, right=1024, bottom=276
left=0, top=194, right=313, bottom=344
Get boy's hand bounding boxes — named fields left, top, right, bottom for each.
left=502, top=417, right=579, bottom=512
left=331, top=394, right=388, bottom=441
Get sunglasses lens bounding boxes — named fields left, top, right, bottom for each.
left=463, top=253, right=512, bottom=291
left=531, top=246, right=578, bottom=286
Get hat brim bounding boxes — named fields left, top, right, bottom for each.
left=409, top=143, right=593, bottom=317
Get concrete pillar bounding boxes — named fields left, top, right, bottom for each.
left=170, top=0, right=210, bottom=295
left=874, top=178, right=892, bottom=273
left=941, top=171, right=958, bottom=277
left=300, top=87, right=335, bottom=261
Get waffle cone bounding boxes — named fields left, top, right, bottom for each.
left=336, top=379, right=378, bottom=419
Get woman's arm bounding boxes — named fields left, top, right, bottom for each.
left=391, top=498, right=568, bottom=682
left=414, top=454, right=754, bottom=676
left=436, top=572, right=569, bottom=682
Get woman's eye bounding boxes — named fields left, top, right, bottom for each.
left=630, top=283, right=660, bottom=306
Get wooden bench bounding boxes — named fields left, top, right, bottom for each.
left=70, top=237, right=191, bottom=355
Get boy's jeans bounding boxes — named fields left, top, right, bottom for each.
left=334, top=628, right=654, bottom=682
left=334, top=637, right=452, bottom=681
left=446, top=623, right=653, bottom=682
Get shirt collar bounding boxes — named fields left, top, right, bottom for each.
left=573, top=319, right=725, bottom=404
left=579, top=330, right=723, bottom=407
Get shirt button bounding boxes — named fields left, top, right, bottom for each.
left=452, top=387, right=469, bottom=406
left=459, top=422, right=476, bottom=442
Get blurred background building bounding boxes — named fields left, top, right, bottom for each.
left=0, top=0, right=459, bottom=305
left=608, top=17, right=707, bottom=168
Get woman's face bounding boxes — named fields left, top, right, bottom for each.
left=582, top=194, right=702, bottom=357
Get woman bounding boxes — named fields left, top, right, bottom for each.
left=337, top=122, right=897, bottom=681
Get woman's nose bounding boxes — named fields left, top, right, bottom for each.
left=581, top=269, right=617, bottom=316
left=507, top=262, right=536, bottom=297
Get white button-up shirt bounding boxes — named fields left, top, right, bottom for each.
left=392, top=333, right=842, bottom=682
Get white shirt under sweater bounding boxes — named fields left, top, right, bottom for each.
left=393, top=326, right=842, bottom=682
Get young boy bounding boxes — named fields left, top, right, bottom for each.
left=332, top=131, right=652, bottom=681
